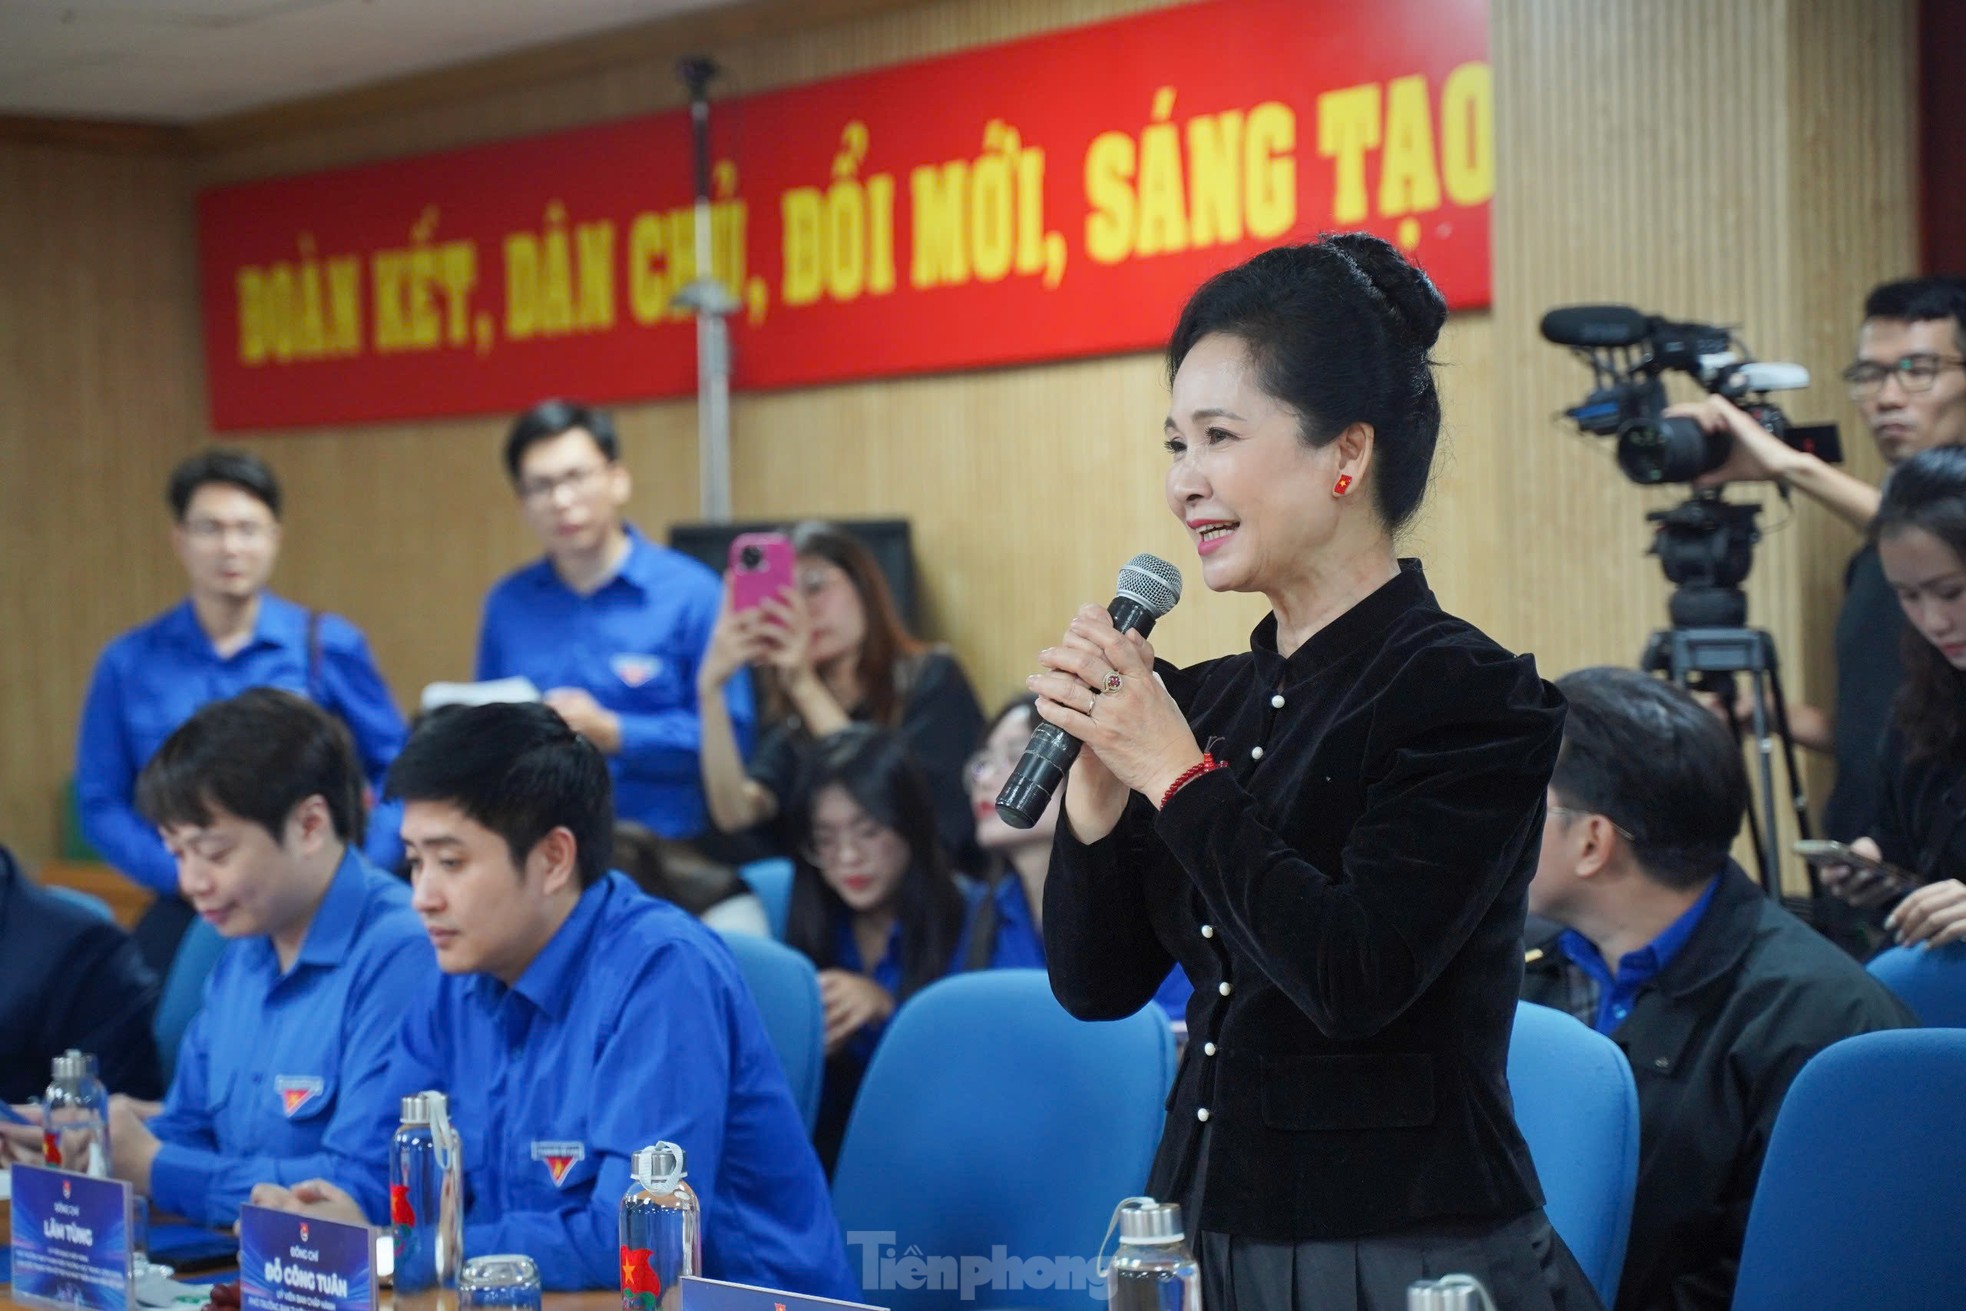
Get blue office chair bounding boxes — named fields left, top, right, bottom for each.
left=739, top=858, right=794, bottom=940
left=44, top=884, right=115, bottom=921
left=152, top=919, right=225, bottom=1084
left=717, top=929, right=824, bottom=1133
left=831, top=970, right=1177, bottom=1311
left=1867, top=942, right=1966, bottom=1026
left=1733, top=1028, right=1966, bottom=1310
left=1506, top=1001, right=1639, bottom=1306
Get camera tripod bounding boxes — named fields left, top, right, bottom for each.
left=1640, top=624, right=1819, bottom=905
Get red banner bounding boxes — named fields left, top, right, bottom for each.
left=199, top=0, right=1490, bottom=430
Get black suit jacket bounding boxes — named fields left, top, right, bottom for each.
left=0, top=845, right=163, bottom=1102
left=1045, top=562, right=1565, bottom=1240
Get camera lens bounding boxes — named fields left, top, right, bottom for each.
left=1617, top=416, right=1730, bottom=485
left=739, top=545, right=764, bottom=570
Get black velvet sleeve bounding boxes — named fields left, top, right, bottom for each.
left=1042, top=658, right=1194, bottom=1021
left=1151, top=643, right=1561, bottom=1041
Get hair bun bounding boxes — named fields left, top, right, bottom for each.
left=1322, top=232, right=1448, bottom=351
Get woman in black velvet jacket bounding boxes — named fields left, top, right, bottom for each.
left=1027, top=237, right=1598, bottom=1310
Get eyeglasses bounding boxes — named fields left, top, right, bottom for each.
left=1547, top=806, right=1639, bottom=843
left=963, top=747, right=1024, bottom=789
left=518, top=464, right=607, bottom=505
left=1840, top=354, right=1966, bottom=398
left=801, top=818, right=893, bottom=864
left=183, top=519, right=271, bottom=545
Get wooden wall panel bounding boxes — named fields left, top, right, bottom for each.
left=0, top=142, right=204, bottom=861
left=1491, top=0, right=1915, bottom=887
left=0, top=0, right=1917, bottom=876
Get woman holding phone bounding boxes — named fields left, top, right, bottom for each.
left=1030, top=236, right=1597, bottom=1308
left=697, top=521, right=984, bottom=864
left=1834, top=445, right=1966, bottom=948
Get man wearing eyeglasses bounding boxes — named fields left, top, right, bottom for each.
left=1522, top=668, right=1912, bottom=1311
left=75, top=449, right=408, bottom=972
left=1669, top=277, right=1966, bottom=845
left=475, top=399, right=754, bottom=852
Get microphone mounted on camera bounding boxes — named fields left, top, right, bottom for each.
left=1540, top=305, right=1838, bottom=904
left=1541, top=305, right=1844, bottom=631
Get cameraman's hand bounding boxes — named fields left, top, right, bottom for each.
left=1668, top=395, right=1800, bottom=488
left=1671, top=393, right=1880, bottom=530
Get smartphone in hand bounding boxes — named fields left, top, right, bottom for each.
left=729, top=531, right=796, bottom=613
left=1793, top=839, right=1917, bottom=896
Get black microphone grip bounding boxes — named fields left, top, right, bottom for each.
left=995, top=595, right=1158, bottom=829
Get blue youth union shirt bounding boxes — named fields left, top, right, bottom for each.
left=146, top=847, right=433, bottom=1226
left=384, top=874, right=855, bottom=1299
left=75, top=594, right=409, bottom=891
left=984, top=873, right=1193, bottom=1021
left=474, top=528, right=754, bottom=840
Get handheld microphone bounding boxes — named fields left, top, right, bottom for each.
left=994, top=553, right=1184, bottom=829
left=1539, top=305, right=1651, bottom=348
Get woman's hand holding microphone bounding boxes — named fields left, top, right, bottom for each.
left=1026, top=603, right=1206, bottom=844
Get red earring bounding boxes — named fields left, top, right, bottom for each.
left=1333, top=474, right=1353, bottom=496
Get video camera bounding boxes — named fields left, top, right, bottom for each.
left=1540, top=305, right=1842, bottom=485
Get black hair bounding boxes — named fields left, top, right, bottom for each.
left=167, top=448, right=282, bottom=521
left=781, top=724, right=964, bottom=1000
left=1166, top=233, right=1449, bottom=533
left=1872, top=444, right=1966, bottom=763
left=137, top=688, right=363, bottom=847
left=384, top=702, right=613, bottom=888
left=502, top=399, right=619, bottom=483
left=1549, top=667, right=1746, bottom=890
left=1863, top=277, right=1966, bottom=353
left=962, top=694, right=1041, bottom=970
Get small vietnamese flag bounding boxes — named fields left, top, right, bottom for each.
left=390, top=1185, right=416, bottom=1227
left=618, top=1246, right=661, bottom=1308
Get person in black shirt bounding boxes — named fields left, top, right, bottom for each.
left=0, top=845, right=162, bottom=1107
left=1841, top=445, right=1966, bottom=946
left=697, top=521, right=984, bottom=866
left=1031, top=237, right=1595, bottom=1310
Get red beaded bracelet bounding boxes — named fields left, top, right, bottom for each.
left=1159, top=752, right=1224, bottom=809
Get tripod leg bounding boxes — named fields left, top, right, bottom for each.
left=1746, top=670, right=1784, bottom=899
left=1762, top=662, right=1820, bottom=899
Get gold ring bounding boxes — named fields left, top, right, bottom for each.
left=1103, top=672, right=1125, bottom=695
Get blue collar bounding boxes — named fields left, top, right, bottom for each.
left=530, top=526, right=657, bottom=598
left=162, top=593, right=304, bottom=658
left=993, top=871, right=1036, bottom=925
left=614, top=526, right=663, bottom=593
left=1560, top=873, right=1721, bottom=992
left=290, top=847, right=376, bottom=970
left=832, top=910, right=905, bottom=979
left=484, top=873, right=621, bottom=1020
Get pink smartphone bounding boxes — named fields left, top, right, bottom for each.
left=729, top=531, right=796, bottom=612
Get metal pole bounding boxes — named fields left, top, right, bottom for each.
left=674, top=57, right=739, bottom=522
